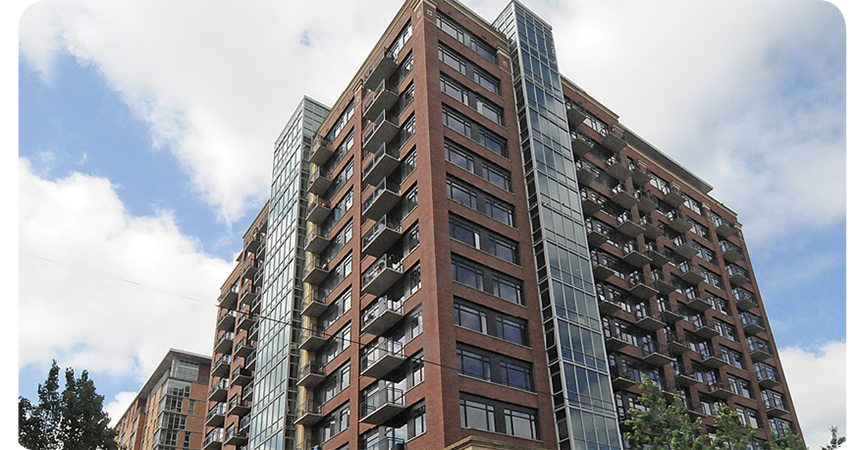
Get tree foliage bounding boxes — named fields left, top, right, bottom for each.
left=624, top=377, right=843, bottom=450
left=821, top=427, right=846, bottom=450
left=19, top=360, right=118, bottom=450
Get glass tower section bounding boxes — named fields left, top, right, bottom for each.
left=250, top=97, right=329, bottom=450
left=493, top=3, right=623, bottom=449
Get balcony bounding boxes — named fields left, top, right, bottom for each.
left=665, top=210, right=691, bottom=234
left=641, top=342, right=674, bottom=366
left=298, top=325, right=327, bottom=352
left=361, top=255, right=404, bottom=297
left=306, top=197, right=332, bottom=224
left=678, top=262, right=706, bottom=285
left=205, top=403, right=226, bottom=428
left=361, top=339, right=405, bottom=379
left=245, top=236, right=261, bottom=254
left=214, top=332, right=234, bottom=355
left=680, top=289, right=713, bottom=312
left=591, top=259, right=615, bottom=282
left=741, top=312, right=766, bottom=335
left=580, top=188, right=606, bottom=216
left=733, top=288, right=758, bottom=311
left=650, top=270, right=675, bottom=295
left=231, top=367, right=253, bottom=387
left=203, top=428, right=223, bottom=450
left=658, top=302, right=684, bottom=324
left=616, top=211, right=644, bottom=237
left=630, top=159, right=650, bottom=186
left=700, top=353, right=729, bottom=369
left=597, top=296, right=624, bottom=315
left=604, top=334, right=632, bottom=352
left=302, top=255, right=331, bottom=286
left=575, top=159, right=600, bottom=186
left=239, top=413, right=251, bottom=433
left=634, top=306, right=666, bottom=332
left=362, top=179, right=401, bottom=221
left=250, top=297, right=261, bottom=315
left=673, top=370, right=702, bottom=387
left=601, top=126, right=627, bottom=153
left=645, top=242, right=671, bottom=267
left=628, top=271, right=658, bottom=299
left=248, top=323, right=259, bottom=341
left=727, top=264, right=751, bottom=286
left=670, top=235, right=696, bottom=260
left=309, top=136, right=333, bottom=166
left=301, top=289, right=328, bottom=318
left=707, top=381, right=734, bottom=400
left=662, top=184, right=685, bottom=207
left=307, top=165, right=333, bottom=196
left=361, top=383, right=406, bottom=425
left=228, top=394, right=251, bottom=416
left=748, top=339, right=774, bottom=362
left=622, top=242, right=652, bottom=268
left=757, top=374, right=781, bottom=390
left=362, top=296, right=404, bottom=336
left=567, top=105, right=586, bottom=127
left=609, top=367, right=639, bottom=390
left=364, top=79, right=398, bottom=121
left=218, top=287, right=239, bottom=310
left=362, top=110, right=399, bottom=152
left=765, top=398, right=790, bottom=418
left=363, top=142, right=401, bottom=187
left=638, top=214, right=663, bottom=240
left=212, top=355, right=232, bottom=378
left=224, top=424, right=248, bottom=446
left=239, top=288, right=258, bottom=308
left=363, top=46, right=398, bottom=90
left=242, top=261, right=258, bottom=282
left=691, top=319, right=720, bottom=340
left=243, top=384, right=254, bottom=402
left=666, top=333, right=693, bottom=355
left=572, top=132, right=594, bottom=157
left=362, top=215, right=402, bottom=258
left=208, top=379, right=230, bottom=402
left=234, top=338, right=254, bottom=358
left=714, top=219, right=738, bottom=238
left=217, top=311, right=236, bottom=331
left=363, top=436, right=406, bottom=450
left=297, top=361, right=326, bottom=387
left=295, top=399, right=323, bottom=426
left=245, top=351, right=257, bottom=371
left=718, top=241, right=743, bottom=264
left=610, top=183, right=637, bottom=209
left=635, top=189, right=658, bottom=213
left=585, top=218, right=610, bottom=248
left=304, top=226, right=331, bottom=255
left=236, top=314, right=257, bottom=330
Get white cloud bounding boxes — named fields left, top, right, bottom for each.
left=104, top=391, right=138, bottom=427
left=779, top=341, right=846, bottom=449
left=18, top=157, right=234, bottom=380
left=17, top=0, right=844, bottom=236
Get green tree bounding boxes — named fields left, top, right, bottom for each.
left=18, top=360, right=118, bottom=450
left=623, top=376, right=708, bottom=450
left=821, top=427, right=846, bottom=450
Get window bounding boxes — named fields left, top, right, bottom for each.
left=486, top=197, right=514, bottom=226
left=316, top=362, right=350, bottom=405
left=488, top=234, right=518, bottom=264
left=483, top=162, right=511, bottom=191
left=736, top=406, right=760, bottom=429
left=505, top=409, right=538, bottom=440
left=474, top=69, right=500, bottom=94
left=721, top=346, right=744, bottom=369
left=714, top=319, right=737, bottom=341
left=457, top=348, right=491, bottom=380
left=478, top=129, right=507, bottom=157
left=454, top=302, right=487, bottom=333
left=437, top=13, right=495, bottom=63
left=439, top=44, right=467, bottom=74
left=727, top=375, right=752, bottom=398
left=445, top=140, right=511, bottom=191
left=460, top=398, right=495, bottom=432
left=441, top=75, right=468, bottom=104
left=314, top=401, right=350, bottom=442
left=452, top=259, right=483, bottom=290
left=443, top=106, right=471, bottom=136
left=448, top=178, right=478, bottom=208
left=499, top=361, right=533, bottom=391
left=441, top=75, right=503, bottom=125
left=450, top=214, right=518, bottom=264
left=446, top=142, right=475, bottom=171
left=443, top=107, right=507, bottom=157
left=493, top=275, right=523, bottom=304
left=454, top=298, right=528, bottom=346
left=476, top=97, right=503, bottom=124
left=450, top=218, right=480, bottom=247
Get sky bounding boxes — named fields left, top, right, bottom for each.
left=7, top=0, right=850, bottom=448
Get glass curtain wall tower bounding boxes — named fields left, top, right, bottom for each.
left=249, top=98, right=330, bottom=450
left=494, top=3, right=622, bottom=449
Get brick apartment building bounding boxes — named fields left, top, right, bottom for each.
left=200, top=1, right=802, bottom=449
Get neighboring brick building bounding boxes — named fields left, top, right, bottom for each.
left=114, top=349, right=211, bottom=450
left=203, top=1, right=803, bottom=449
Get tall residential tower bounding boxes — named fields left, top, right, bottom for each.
left=202, top=1, right=802, bottom=449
